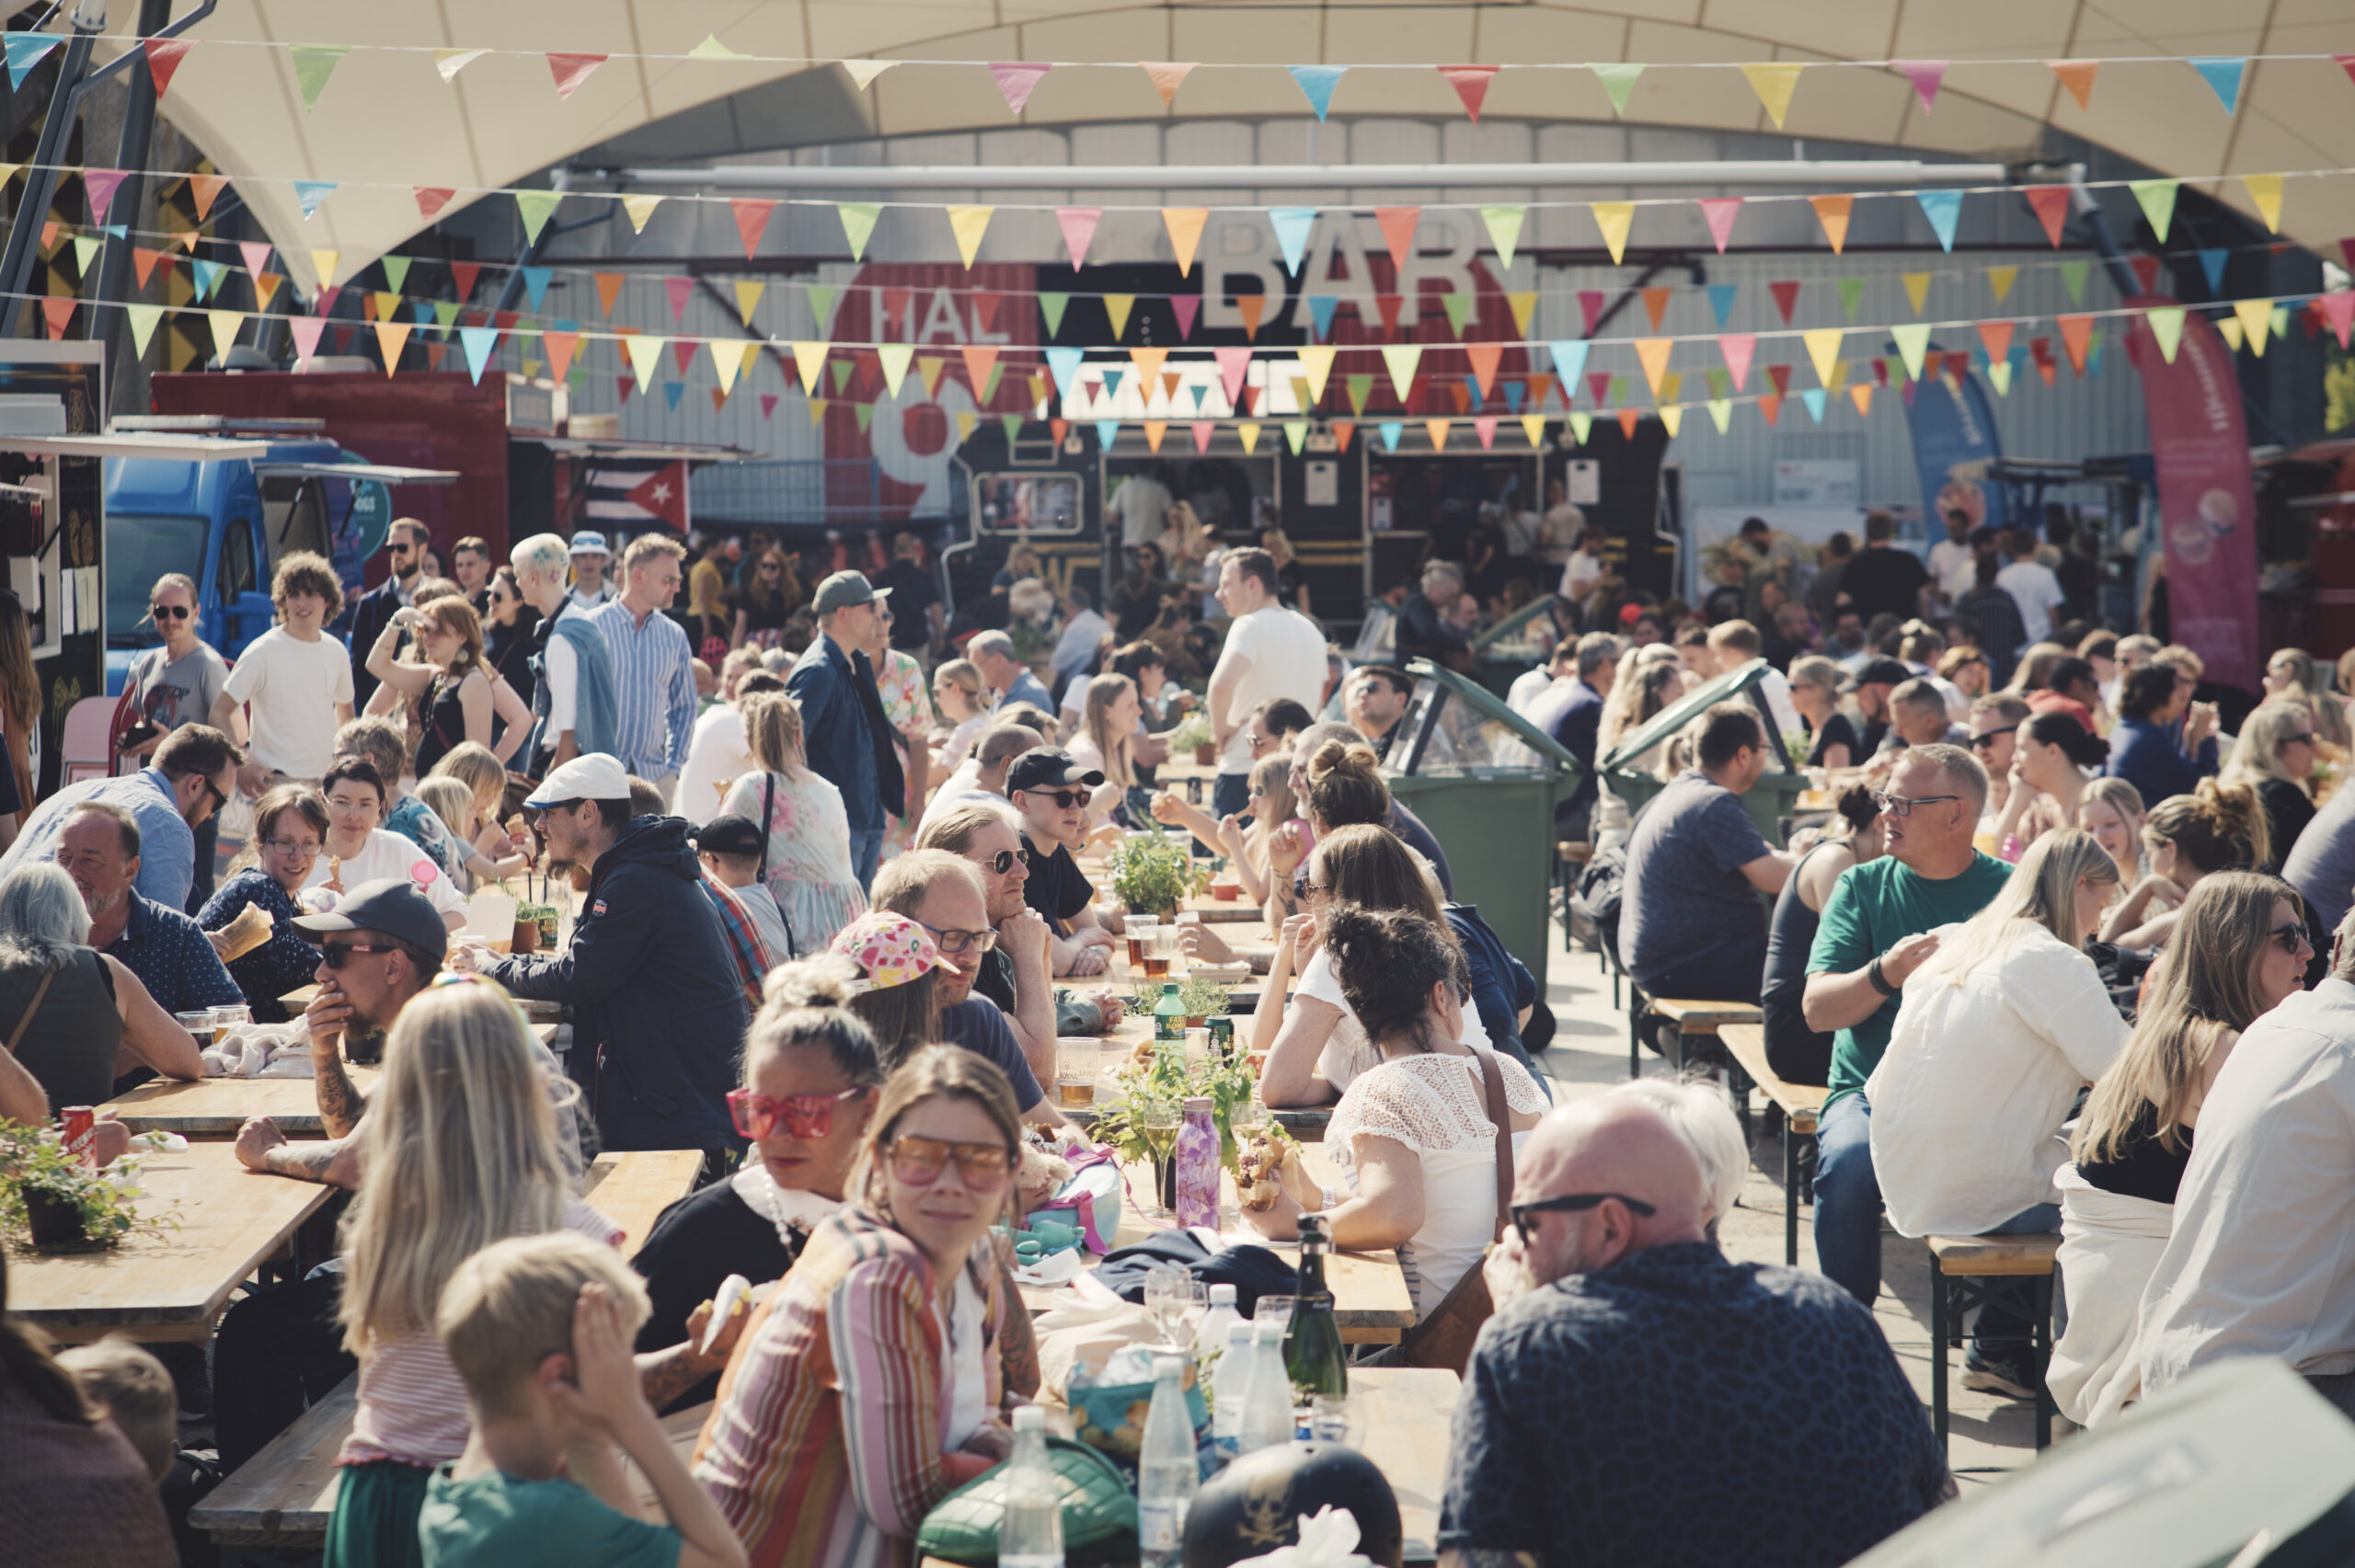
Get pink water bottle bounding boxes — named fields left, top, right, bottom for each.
left=1175, top=1096, right=1220, bottom=1229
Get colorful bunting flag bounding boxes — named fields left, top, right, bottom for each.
left=2242, top=173, right=2285, bottom=233
left=434, top=49, right=486, bottom=82
left=1718, top=335, right=1756, bottom=391
left=1374, top=207, right=1420, bottom=273
left=1438, top=64, right=1499, bottom=122
left=1632, top=338, right=1672, bottom=395
left=730, top=199, right=776, bottom=259
left=1894, top=60, right=1947, bottom=114
left=1104, top=294, right=1135, bottom=338
left=1480, top=205, right=1524, bottom=269
left=2048, top=59, right=2097, bottom=110
left=1591, top=202, right=1635, bottom=266
left=1706, top=282, right=1739, bottom=328
left=290, top=43, right=347, bottom=109
left=989, top=62, right=1051, bottom=114
left=2025, top=185, right=2071, bottom=247
left=2188, top=57, right=2245, bottom=115
left=1287, top=65, right=1346, bottom=120
left=1055, top=207, right=1101, bottom=269
left=1163, top=209, right=1209, bottom=274
left=1039, top=292, right=1069, bottom=337
left=546, top=52, right=607, bottom=99
left=1298, top=345, right=1336, bottom=403
left=1809, top=194, right=1854, bottom=253
left=188, top=173, right=228, bottom=221
left=515, top=189, right=561, bottom=245
left=1768, top=280, right=1801, bottom=324
left=1591, top=63, right=1643, bottom=116
left=1270, top=208, right=1317, bottom=274
left=1987, top=266, right=2019, bottom=304
left=1697, top=198, right=1741, bottom=254
left=293, top=180, right=336, bottom=218
left=1916, top=189, right=1961, bottom=252
left=2129, top=178, right=2179, bottom=243
left=1837, top=277, right=1867, bottom=321
left=836, top=202, right=881, bottom=263
left=841, top=60, right=893, bottom=90
left=2060, top=260, right=2090, bottom=305
left=415, top=187, right=456, bottom=221
left=1381, top=344, right=1421, bottom=400
left=3, top=32, right=60, bottom=90
left=1507, top=292, right=1538, bottom=337
left=1740, top=63, right=1803, bottom=129
left=1549, top=341, right=1590, bottom=385
left=206, top=308, right=245, bottom=358
left=1802, top=328, right=1842, bottom=386
left=947, top=205, right=993, bottom=269
left=2319, top=293, right=2355, bottom=351
left=1139, top=62, right=1195, bottom=107
left=1890, top=323, right=1932, bottom=381
left=878, top=344, right=914, bottom=397
left=2232, top=296, right=2273, bottom=356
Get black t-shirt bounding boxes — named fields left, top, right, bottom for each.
left=937, top=998, right=1044, bottom=1111
left=2075, top=1101, right=2193, bottom=1206
left=872, top=561, right=940, bottom=648
left=1807, top=712, right=1862, bottom=768
left=1022, top=835, right=1094, bottom=924
left=2258, top=777, right=2317, bottom=873
left=1838, top=545, right=1929, bottom=622
left=973, top=944, right=1020, bottom=1014
left=630, top=1180, right=803, bottom=1404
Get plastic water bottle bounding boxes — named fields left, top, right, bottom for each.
left=1000, top=1403, right=1064, bottom=1568
left=1195, top=1284, right=1242, bottom=1385
left=1137, top=1355, right=1200, bottom=1568
left=1207, top=1316, right=1255, bottom=1467
left=1238, top=1321, right=1298, bottom=1452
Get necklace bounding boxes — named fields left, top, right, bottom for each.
left=732, top=1162, right=839, bottom=1252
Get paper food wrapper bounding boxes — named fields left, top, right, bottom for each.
left=215, top=902, right=274, bottom=961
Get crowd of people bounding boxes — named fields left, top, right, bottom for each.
left=5, top=494, right=2355, bottom=1568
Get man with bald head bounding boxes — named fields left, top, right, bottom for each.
left=1441, top=1097, right=1948, bottom=1568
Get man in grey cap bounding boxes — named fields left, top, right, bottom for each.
left=787, top=569, right=904, bottom=890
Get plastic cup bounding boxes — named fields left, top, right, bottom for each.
left=208, top=1003, right=251, bottom=1043
left=1055, top=1037, right=1097, bottom=1108
left=176, top=1011, right=213, bottom=1049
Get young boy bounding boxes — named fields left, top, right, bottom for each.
left=420, top=1232, right=746, bottom=1568
left=211, top=550, right=357, bottom=792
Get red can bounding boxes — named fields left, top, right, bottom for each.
left=59, top=1105, right=97, bottom=1169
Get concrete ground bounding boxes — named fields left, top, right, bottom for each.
left=1534, top=918, right=2054, bottom=1488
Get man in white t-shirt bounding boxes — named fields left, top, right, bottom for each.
left=1994, top=528, right=2066, bottom=653
left=212, top=552, right=355, bottom=791
left=568, top=531, right=617, bottom=612
left=1924, top=508, right=1976, bottom=610
left=1207, top=547, right=1327, bottom=819
left=1705, top=620, right=1805, bottom=754
left=1110, top=467, right=1174, bottom=549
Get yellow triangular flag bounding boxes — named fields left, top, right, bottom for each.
left=841, top=60, right=894, bottom=90
left=1987, top=266, right=2018, bottom=304
left=1591, top=201, right=1635, bottom=265
left=1659, top=405, right=1683, bottom=438
left=2217, top=316, right=2244, bottom=351
left=1707, top=399, right=1733, bottom=433
left=1105, top=294, right=1135, bottom=338
left=624, top=334, right=666, bottom=387
left=624, top=195, right=663, bottom=235
left=1740, top=63, right=1804, bottom=129
left=710, top=338, right=749, bottom=394
left=805, top=398, right=830, bottom=429
left=1987, top=361, right=2014, bottom=395
left=1236, top=421, right=1261, bottom=454
left=2241, top=173, right=2284, bottom=233
left=1802, top=328, right=1842, bottom=386
left=1163, top=208, right=1209, bottom=273
left=1634, top=338, right=1672, bottom=395
left=1381, top=343, right=1422, bottom=400
left=791, top=342, right=826, bottom=395
left=207, top=309, right=246, bottom=357
left=732, top=280, right=765, bottom=326
left=373, top=321, right=411, bottom=375
left=947, top=205, right=993, bottom=269
left=1520, top=414, right=1545, bottom=447
left=878, top=343, right=914, bottom=396
left=1658, top=371, right=1683, bottom=404
left=1508, top=290, right=1538, bottom=337
left=434, top=49, right=487, bottom=83
left=1424, top=418, right=1453, bottom=451
left=310, top=248, right=339, bottom=288
left=1297, top=345, right=1337, bottom=403
left=1901, top=271, right=1932, bottom=315
left=2234, top=296, right=2274, bottom=356
left=917, top=355, right=947, bottom=397
left=954, top=410, right=979, bottom=441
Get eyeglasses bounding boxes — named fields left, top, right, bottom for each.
left=152, top=603, right=190, bottom=621
left=728, top=1086, right=870, bottom=1140
left=1027, top=788, right=1088, bottom=809
left=918, top=920, right=998, bottom=957
left=1871, top=792, right=1963, bottom=818
left=1969, top=727, right=2019, bottom=750
left=1303, top=881, right=1330, bottom=898
left=314, top=942, right=398, bottom=969
left=885, top=1133, right=1013, bottom=1189
left=978, top=847, right=1029, bottom=875
left=1508, top=1191, right=1659, bottom=1248
left=261, top=837, right=321, bottom=855
left=2271, top=921, right=2313, bottom=956
left=2284, top=733, right=2318, bottom=747
left=326, top=796, right=378, bottom=817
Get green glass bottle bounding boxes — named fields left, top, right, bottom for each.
left=1285, top=1214, right=1349, bottom=1400
left=1154, top=980, right=1186, bottom=1051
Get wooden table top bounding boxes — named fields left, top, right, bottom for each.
left=104, top=1066, right=384, bottom=1137
left=580, top=1149, right=705, bottom=1256
left=279, top=985, right=566, bottom=1024
left=8, top=1139, right=336, bottom=1345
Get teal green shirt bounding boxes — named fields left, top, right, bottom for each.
left=419, top=1466, right=680, bottom=1568
left=1807, top=851, right=2013, bottom=1108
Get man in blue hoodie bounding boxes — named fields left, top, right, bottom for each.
left=455, top=753, right=747, bottom=1163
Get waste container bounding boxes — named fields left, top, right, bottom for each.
left=1593, top=658, right=1809, bottom=845
left=1467, top=593, right=1565, bottom=702
left=1380, top=658, right=1586, bottom=981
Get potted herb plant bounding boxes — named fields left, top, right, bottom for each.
left=1177, top=974, right=1233, bottom=1030
left=1168, top=708, right=1216, bottom=768
left=0, top=1122, right=166, bottom=1252
left=1104, top=831, right=1209, bottom=921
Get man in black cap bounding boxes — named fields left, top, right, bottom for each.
left=692, top=813, right=793, bottom=966
left=787, top=568, right=902, bottom=892
left=1843, top=657, right=1910, bottom=761
left=1007, top=747, right=1117, bottom=979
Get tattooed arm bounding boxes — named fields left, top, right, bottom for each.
left=235, top=1118, right=362, bottom=1190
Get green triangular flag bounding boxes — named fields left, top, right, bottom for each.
left=2059, top=259, right=2090, bottom=306
left=878, top=344, right=913, bottom=398
left=1590, top=63, right=1643, bottom=116
left=807, top=284, right=836, bottom=332
left=290, top=43, right=349, bottom=110
left=1890, top=321, right=1932, bottom=381
left=2129, top=178, right=2179, bottom=243
left=1706, top=398, right=1732, bottom=433
left=854, top=401, right=876, bottom=434
left=1441, top=292, right=1476, bottom=338
left=382, top=257, right=411, bottom=293
left=687, top=34, right=747, bottom=60
left=835, top=202, right=881, bottom=262
left=1836, top=277, right=1867, bottom=321
left=124, top=302, right=163, bottom=356
left=71, top=235, right=98, bottom=274
left=1480, top=205, right=1525, bottom=269
left=1040, top=292, right=1069, bottom=337
left=829, top=358, right=855, bottom=393
left=1567, top=412, right=1592, bottom=444
left=433, top=300, right=461, bottom=329
left=1605, top=375, right=1628, bottom=405
left=1000, top=413, right=1024, bottom=442
left=515, top=190, right=561, bottom=245
left=1345, top=372, right=1373, bottom=416
left=981, top=361, right=1005, bottom=403
left=1706, top=367, right=1731, bottom=399
left=1283, top=420, right=1308, bottom=454
left=1987, top=361, right=2014, bottom=396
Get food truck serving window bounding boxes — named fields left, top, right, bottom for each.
left=973, top=473, right=1082, bottom=536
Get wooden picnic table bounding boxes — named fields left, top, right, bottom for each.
left=580, top=1149, right=706, bottom=1255
left=279, top=984, right=566, bottom=1025
left=7, top=1139, right=336, bottom=1345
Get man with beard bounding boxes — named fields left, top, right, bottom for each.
left=58, top=801, right=240, bottom=1029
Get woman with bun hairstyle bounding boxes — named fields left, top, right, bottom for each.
left=1990, top=711, right=2109, bottom=860
left=2221, top=699, right=2322, bottom=871
left=2099, top=779, right=2269, bottom=949
left=630, top=959, right=887, bottom=1411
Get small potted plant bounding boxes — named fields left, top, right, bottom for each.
left=1177, top=974, right=1233, bottom=1030
left=1104, top=831, right=1209, bottom=921
left=0, top=1122, right=167, bottom=1252
left=1168, top=708, right=1216, bottom=768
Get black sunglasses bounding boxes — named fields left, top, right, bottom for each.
left=200, top=775, right=227, bottom=815
left=152, top=603, right=190, bottom=620
left=2271, top=921, right=2311, bottom=956
left=1026, top=788, right=1088, bottom=809
left=981, top=847, right=1030, bottom=875
left=314, top=942, right=399, bottom=969
left=1509, top=1191, right=1658, bottom=1247
left=1969, top=726, right=2019, bottom=750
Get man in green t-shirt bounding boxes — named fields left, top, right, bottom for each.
left=1804, top=746, right=2010, bottom=1309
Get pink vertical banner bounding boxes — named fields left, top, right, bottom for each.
left=2124, top=295, right=2261, bottom=692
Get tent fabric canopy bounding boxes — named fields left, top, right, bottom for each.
left=86, top=1, right=2351, bottom=294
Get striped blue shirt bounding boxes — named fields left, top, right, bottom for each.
left=589, top=601, right=697, bottom=778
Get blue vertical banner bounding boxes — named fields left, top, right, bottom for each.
left=1899, top=346, right=2008, bottom=538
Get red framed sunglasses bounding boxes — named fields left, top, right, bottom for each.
left=727, top=1086, right=870, bottom=1140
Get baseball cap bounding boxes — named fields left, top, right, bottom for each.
left=523, top=752, right=632, bottom=808
left=830, top=910, right=958, bottom=984
left=812, top=569, right=890, bottom=614
left=1842, top=658, right=1913, bottom=692
left=293, top=878, right=451, bottom=962
left=692, top=814, right=764, bottom=858
left=1005, top=747, right=1106, bottom=796
left=568, top=530, right=612, bottom=557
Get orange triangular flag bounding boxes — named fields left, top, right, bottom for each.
left=1640, top=287, right=1671, bottom=330
left=1809, top=194, right=1853, bottom=254
left=1616, top=408, right=1641, bottom=440
left=2057, top=314, right=2095, bottom=375
left=593, top=272, right=625, bottom=317
left=1424, top=418, right=1453, bottom=451
left=1130, top=347, right=1167, bottom=385
left=1977, top=320, right=2015, bottom=363
left=960, top=345, right=999, bottom=393
left=1138, top=62, right=1195, bottom=107
left=1375, top=207, right=1420, bottom=273
left=1162, top=209, right=1209, bottom=274
left=1848, top=383, right=1875, bottom=416
left=1634, top=338, right=1673, bottom=395
left=1464, top=343, right=1502, bottom=397
left=188, top=173, right=228, bottom=222
left=1237, top=295, right=1267, bottom=338
left=1143, top=421, right=1166, bottom=452
left=2047, top=59, right=2097, bottom=110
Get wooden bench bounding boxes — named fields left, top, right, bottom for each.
left=1719, top=1024, right=1828, bottom=1267
left=1925, top=1231, right=2062, bottom=1455
left=1555, top=840, right=1592, bottom=955
left=1640, top=997, right=1763, bottom=1078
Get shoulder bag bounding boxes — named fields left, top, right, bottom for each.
left=1397, top=1039, right=1515, bottom=1373
left=6, top=965, right=59, bottom=1055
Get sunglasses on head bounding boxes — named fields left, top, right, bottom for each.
left=1508, top=1191, right=1658, bottom=1248
left=886, top=1133, right=1013, bottom=1189
left=152, top=603, right=190, bottom=621
left=728, top=1086, right=870, bottom=1140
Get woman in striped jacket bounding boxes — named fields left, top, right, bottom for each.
left=695, top=1047, right=1039, bottom=1568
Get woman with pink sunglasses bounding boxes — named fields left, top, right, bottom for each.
left=628, top=961, right=884, bottom=1412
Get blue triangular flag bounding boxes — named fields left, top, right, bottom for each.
left=1189, top=384, right=1209, bottom=412
left=190, top=258, right=226, bottom=301
left=1462, top=375, right=1484, bottom=409
left=1095, top=418, right=1120, bottom=448
left=1044, top=345, right=1086, bottom=397
left=1269, top=208, right=1317, bottom=274
left=1705, top=283, right=1739, bottom=329
left=1307, top=295, right=1339, bottom=339
left=2199, top=247, right=2229, bottom=293
left=1287, top=65, right=1346, bottom=121
left=1377, top=419, right=1403, bottom=452
left=520, top=266, right=553, bottom=311
left=293, top=180, right=337, bottom=218
left=458, top=326, right=500, bottom=384
left=1501, top=380, right=1525, bottom=413
left=1799, top=388, right=1827, bottom=423
left=2086, top=330, right=2105, bottom=376
left=104, top=224, right=125, bottom=239
left=3, top=32, right=61, bottom=91
left=411, top=302, right=435, bottom=325
left=663, top=380, right=686, bottom=412
left=2189, top=57, right=2245, bottom=115
left=1548, top=340, right=1591, bottom=384
left=1915, top=189, right=1962, bottom=253
left=1100, top=367, right=1127, bottom=400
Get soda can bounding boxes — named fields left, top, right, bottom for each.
left=1207, top=1015, right=1235, bottom=1059
left=59, top=1105, right=97, bottom=1169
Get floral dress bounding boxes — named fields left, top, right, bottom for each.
left=720, top=770, right=867, bottom=956
left=875, top=647, right=931, bottom=861
left=384, top=793, right=469, bottom=889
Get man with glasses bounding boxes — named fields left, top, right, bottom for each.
left=348, top=518, right=432, bottom=708
left=121, top=574, right=234, bottom=904
left=1967, top=694, right=2030, bottom=827
left=1343, top=665, right=1416, bottom=763
left=1006, top=749, right=1118, bottom=979
left=1, top=724, right=241, bottom=915
left=1442, top=1094, right=1947, bottom=1568
left=1802, top=745, right=2010, bottom=1308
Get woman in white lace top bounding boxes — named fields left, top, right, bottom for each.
left=1243, top=902, right=1545, bottom=1318
left=721, top=692, right=867, bottom=955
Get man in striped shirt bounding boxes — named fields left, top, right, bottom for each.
left=591, top=535, right=697, bottom=807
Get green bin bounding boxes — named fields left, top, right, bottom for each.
left=1593, top=658, right=1809, bottom=846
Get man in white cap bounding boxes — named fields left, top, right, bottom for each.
left=452, top=753, right=748, bottom=1160
left=568, top=529, right=617, bottom=612
left=786, top=569, right=902, bottom=891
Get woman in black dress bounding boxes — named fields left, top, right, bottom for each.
left=730, top=545, right=800, bottom=652
left=481, top=567, right=535, bottom=711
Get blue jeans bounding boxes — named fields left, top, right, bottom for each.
left=851, top=827, right=883, bottom=893
left=1212, top=771, right=1250, bottom=821
left=1971, top=1202, right=2062, bottom=1363
left=1814, top=1092, right=1883, bottom=1307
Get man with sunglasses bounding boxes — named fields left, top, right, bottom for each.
left=348, top=518, right=432, bottom=709
left=1442, top=1096, right=1947, bottom=1568
left=0, top=724, right=241, bottom=916
left=1006, top=748, right=1119, bottom=979
left=121, top=576, right=231, bottom=905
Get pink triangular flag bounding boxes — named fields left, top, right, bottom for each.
left=760, top=393, right=779, bottom=419
left=1697, top=198, right=1741, bottom=254
left=82, top=167, right=130, bottom=219
left=1057, top=207, right=1101, bottom=269
left=415, top=187, right=456, bottom=221
left=237, top=241, right=272, bottom=280
left=1717, top=334, right=1757, bottom=391
left=1892, top=60, right=1947, bottom=114
left=546, top=52, right=607, bottom=99
left=1438, top=64, right=1499, bottom=122
left=1190, top=421, right=1215, bottom=454
left=287, top=315, right=327, bottom=365
left=990, top=62, right=1051, bottom=114
left=1170, top=296, right=1200, bottom=340
left=729, top=198, right=776, bottom=259
left=2322, top=291, right=2355, bottom=350
left=1213, top=347, right=1252, bottom=406
left=663, top=275, right=693, bottom=323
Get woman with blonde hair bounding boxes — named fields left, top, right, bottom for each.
left=1787, top=654, right=1860, bottom=771
left=2051, top=871, right=2312, bottom=1425
left=929, top=658, right=990, bottom=772
left=720, top=691, right=865, bottom=951
left=2100, top=779, right=2270, bottom=947
left=696, top=1047, right=1034, bottom=1568
left=2078, top=776, right=2148, bottom=883
left=326, top=978, right=620, bottom=1566
left=2001, top=641, right=2070, bottom=698
left=1159, top=498, right=1212, bottom=570
left=1067, top=671, right=1142, bottom=826
left=1867, top=830, right=2131, bottom=1395
left=424, top=741, right=527, bottom=884
left=362, top=594, right=524, bottom=774
left=2221, top=698, right=2321, bottom=870
left=2264, top=647, right=2351, bottom=750
left=1588, top=649, right=1684, bottom=849
left=1937, top=644, right=1991, bottom=701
